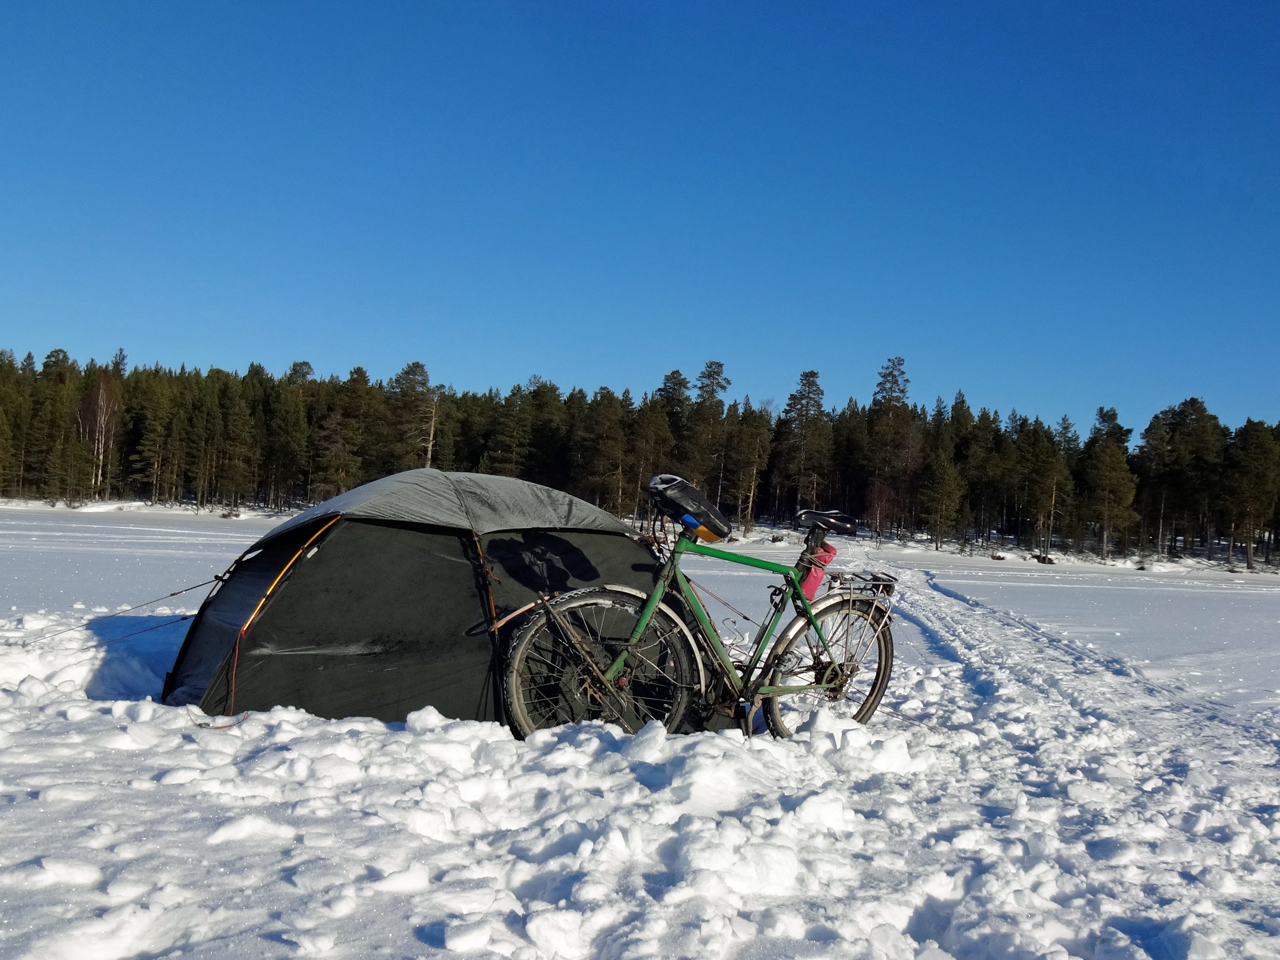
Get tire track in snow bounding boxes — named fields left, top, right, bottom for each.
left=917, top=568, right=1280, bottom=772
left=885, top=565, right=1280, bottom=959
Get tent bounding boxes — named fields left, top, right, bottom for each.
left=161, top=469, right=664, bottom=724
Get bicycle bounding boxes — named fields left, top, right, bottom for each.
left=503, top=475, right=896, bottom=739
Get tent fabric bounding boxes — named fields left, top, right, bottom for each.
left=267, top=469, right=632, bottom=540
left=162, top=471, right=664, bottom=725
left=199, top=520, right=494, bottom=722
left=481, top=529, right=662, bottom=620
left=162, top=517, right=334, bottom=709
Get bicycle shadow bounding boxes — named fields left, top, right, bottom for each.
left=84, top=616, right=191, bottom=702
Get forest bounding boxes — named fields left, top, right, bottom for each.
left=2, top=348, right=1278, bottom=569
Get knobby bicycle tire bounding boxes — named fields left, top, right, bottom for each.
left=762, top=591, right=893, bottom=738
left=504, top=587, right=704, bottom=739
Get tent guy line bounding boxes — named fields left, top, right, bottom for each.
left=24, top=577, right=221, bottom=646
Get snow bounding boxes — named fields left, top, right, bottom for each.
left=2, top=508, right=1280, bottom=959
left=0, top=501, right=283, bottom=612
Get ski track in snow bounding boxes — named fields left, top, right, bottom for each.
left=1, top=518, right=1279, bottom=958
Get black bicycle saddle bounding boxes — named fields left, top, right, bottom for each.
left=795, top=509, right=857, bottom=535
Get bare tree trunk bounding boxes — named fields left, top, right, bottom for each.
left=424, top=395, right=437, bottom=468
left=1156, top=493, right=1165, bottom=561
left=1045, top=479, right=1057, bottom=558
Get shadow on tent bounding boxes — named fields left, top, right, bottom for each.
left=85, top=615, right=191, bottom=702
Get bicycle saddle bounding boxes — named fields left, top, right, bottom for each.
left=795, top=509, right=857, bottom=535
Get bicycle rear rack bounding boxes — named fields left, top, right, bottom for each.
left=831, top=570, right=898, bottom=597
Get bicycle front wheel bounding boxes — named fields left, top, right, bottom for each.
left=762, top=591, right=893, bottom=738
left=504, top=587, right=703, bottom=739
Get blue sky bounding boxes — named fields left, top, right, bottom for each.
left=1, top=1, right=1276, bottom=434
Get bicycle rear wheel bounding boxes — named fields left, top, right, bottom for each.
left=762, top=591, right=893, bottom=738
left=504, top=587, right=703, bottom=738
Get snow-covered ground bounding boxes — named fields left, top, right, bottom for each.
left=2, top=507, right=1279, bottom=959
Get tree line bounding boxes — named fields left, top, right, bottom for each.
left=2, top=348, right=1278, bottom=568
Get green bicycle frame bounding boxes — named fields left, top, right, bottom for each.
left=603, top=533, right=838, bottom=697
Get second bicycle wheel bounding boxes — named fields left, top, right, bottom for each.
left=504, top=587, right=703, bottom=738
left=762, top=591, right=893, bottom=738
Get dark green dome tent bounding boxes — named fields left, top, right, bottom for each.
left=162, top=469, right=663, bottom=724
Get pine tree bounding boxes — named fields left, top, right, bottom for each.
left=0, top=405, right=12, bottom=495
left=874, top=357, right=908, bottom=406
left=688, top=361, right=731, bottom=496
left=584, top=387, right=628, bottom=513
left=1134, top=414, right=1174, bottom=558
left=1082, top=439, right=1138, bottom=560
left=654, top=370, right=692, bottom=477
left=266, top=373, right=309, bottom=507
left=830, top=398, right=868, bottom=517
left=722, top=397, right=772, bottom=531
left=0, top=351, right=20, bottom=496
left=1013, top=417, right=1071, bottom=556
left=390, top=361, right=437, bottom=469
left=777, top=370, right=831, bottom=513
left=488, top=385, right=531, bottom=478
left=629, top=393, right=676, bottom=516
left=523, top=377, right=567, bottom=489
left=866, top=358, right=920, bottom=538
left=1223, top=420, right=1280, bottom=570
left=312, top=410, right=361, bottom=498
left=219, top=376, right=253, bottom=509
left=1159, top=399, right=1228, bottom=558
left=920, top=450, right=963, bottom=549
left=560, top=387, right=590, bottom=498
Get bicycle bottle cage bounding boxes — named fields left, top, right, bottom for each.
left=648, top=474, right=732, bottom=543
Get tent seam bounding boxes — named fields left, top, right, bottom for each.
left=438, top=469, right=482, bottom=537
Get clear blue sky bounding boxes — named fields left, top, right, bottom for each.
left=1, top=1, right=1276, bottom=434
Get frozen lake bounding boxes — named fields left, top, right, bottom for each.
left=0, top=503, right=283, bottom=613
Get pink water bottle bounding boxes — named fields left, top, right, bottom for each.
left=800, top=543, right=837, bottom=600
